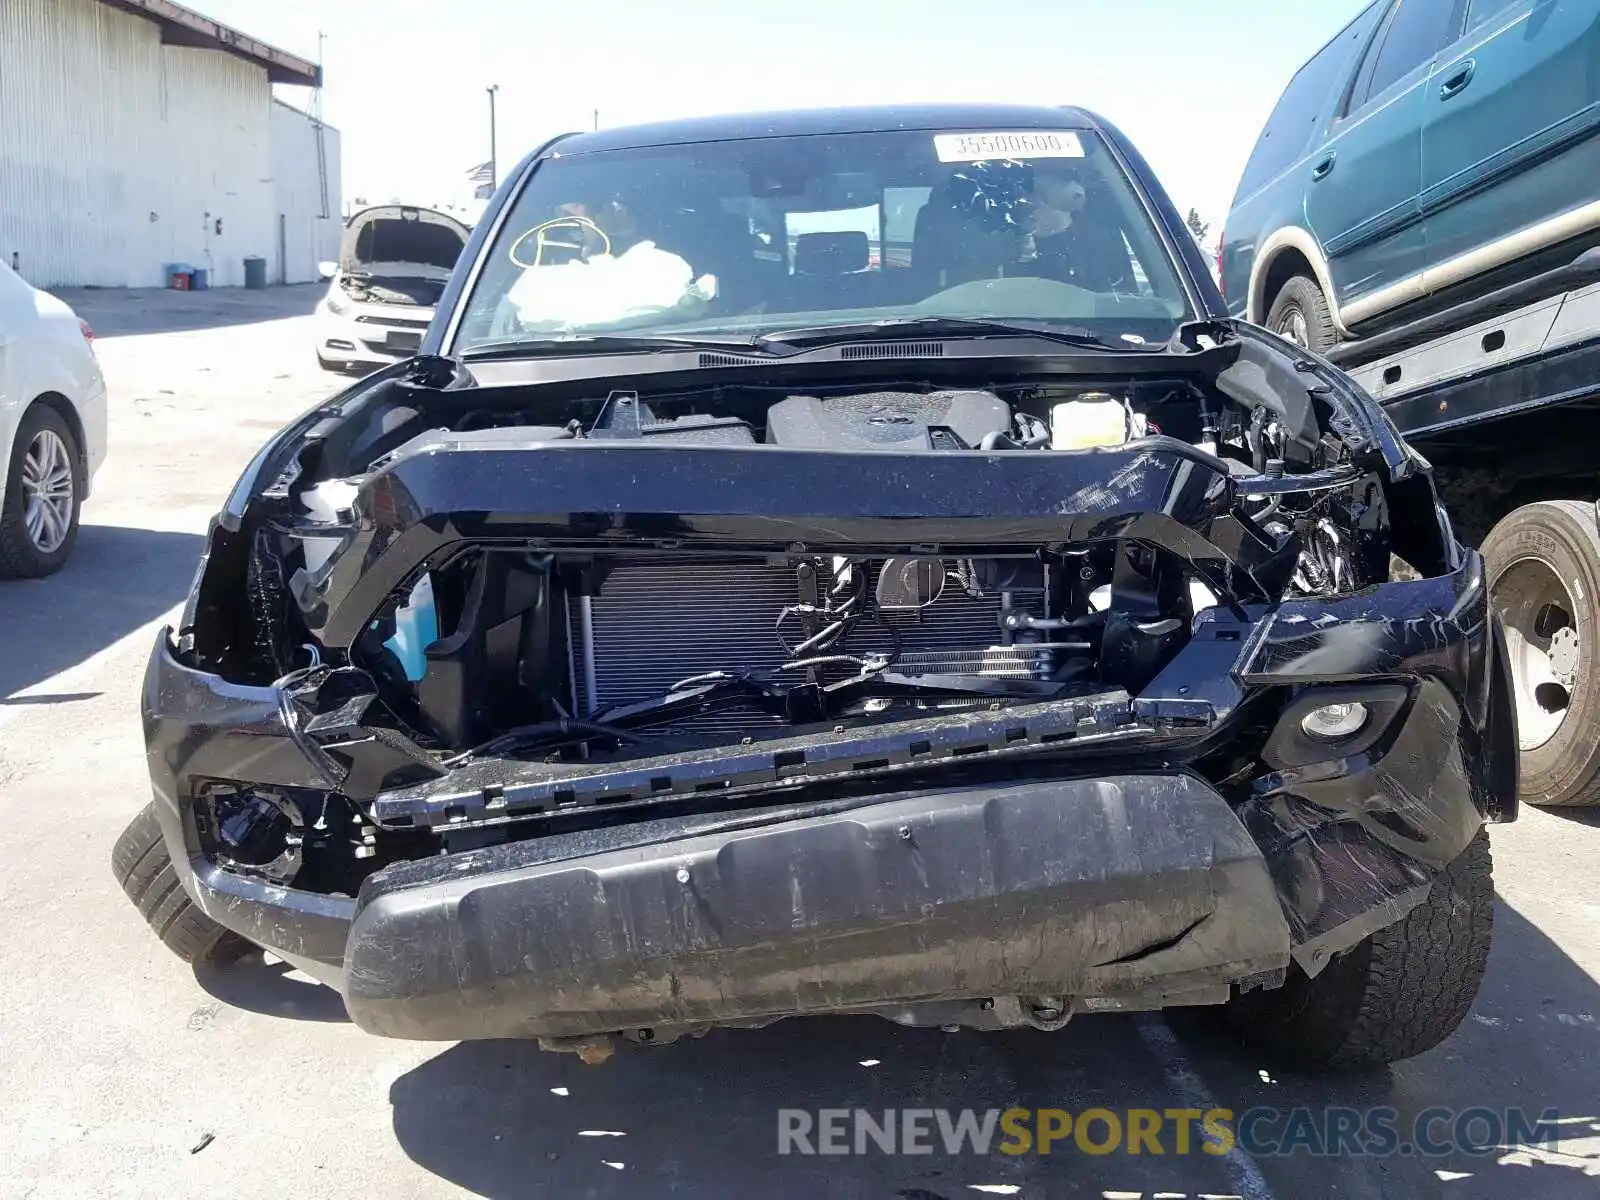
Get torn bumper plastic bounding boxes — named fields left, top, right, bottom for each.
left=341, top=773, right=1292, bottom=1041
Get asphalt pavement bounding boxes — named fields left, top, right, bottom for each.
left=0, top=287, right=1596, bottom=1199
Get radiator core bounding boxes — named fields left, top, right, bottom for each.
left=567, top=561, right=1045, bottom=737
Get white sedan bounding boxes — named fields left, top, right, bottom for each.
left=314, top=205, right=468, bottom=373
left=0, top=262, right=108, bottom=577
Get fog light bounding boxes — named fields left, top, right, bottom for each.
left=196, top=785, right=303, bottom=884
left=1300, top=701, right=1369, bottom=741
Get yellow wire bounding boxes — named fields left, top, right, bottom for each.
left=509, top=215, right=612, bottom=268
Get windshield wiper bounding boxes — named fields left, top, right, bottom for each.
left=458, top=318, right=1144, bottom=362
left=753, top=317, right=1140, bottom=353
left=460, top=332, right=772, bottom=361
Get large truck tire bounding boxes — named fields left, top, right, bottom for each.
left=1229, top=830, right=1493, bottom=1069
left=113, top=802, right=253, bottom=964
left=1481, top=500, right=1600, bottom=807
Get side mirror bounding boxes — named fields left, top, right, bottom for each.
left=318, top=261, right=338, bottom=281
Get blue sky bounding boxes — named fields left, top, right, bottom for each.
left=199, top=0, right=1367, bottom=232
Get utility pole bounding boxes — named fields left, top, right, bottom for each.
left=487, top=85, right=500, bottom=189
left=593, top=108, right=599, bottom=131
left=312, top=31, right=329, bottom=220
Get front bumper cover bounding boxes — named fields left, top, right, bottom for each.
left=141, top=552, right=1514, bottom=1039
left=343, top=773, right=1289, bottom=1041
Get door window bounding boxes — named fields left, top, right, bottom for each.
left=1465, top=0, right=1518, bottom=31
left=1353, top=0, right=1462, bottom=110
left=1235, top=2, right=1388, bottom=194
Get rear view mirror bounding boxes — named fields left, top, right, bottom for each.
left=318, top=261, right=338, bottom=281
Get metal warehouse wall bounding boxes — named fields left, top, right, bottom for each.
left=0, top=0, right=275, bottom=288
left=269, top=102, right=341, bottom=286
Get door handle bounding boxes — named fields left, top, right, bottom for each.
left=1311, top=153, right=1337, bottom=181
left=1440, top=59, right=1476, bottom=99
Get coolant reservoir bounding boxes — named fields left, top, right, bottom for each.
left=1050, top=392, right=1142, bottom=450
left=384, top=574, right=438, bottom=683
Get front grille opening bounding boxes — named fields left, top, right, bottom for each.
left=565, top=561, right=1046, bottom=741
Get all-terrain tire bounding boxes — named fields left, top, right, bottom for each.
left=113, top=802, right=252, bottom=965
left=1264, top=273, right=1338, bottom=355
left=0, top=404, right=83, bottom=579
left=1481, top=500, right=1600, bottom=806
left=1228, top=829, right=1493, bottom=1069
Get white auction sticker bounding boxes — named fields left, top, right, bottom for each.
left=933, top=131, right=1085, bottom=163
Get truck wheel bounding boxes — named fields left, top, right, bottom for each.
left=1264, top=274, right=1337, bottom=354
left=112, top=802, right=252, bottom=965
left=1228, top=830, right=1492, bottom=1069
left=1481, top=500, right=1600, bottom=807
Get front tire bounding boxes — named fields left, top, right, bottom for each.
left=1229, top=830, right=1493, bottom=1069
left=113, top=802, right=252, bottom=965
left=0, top=404, right=83, bottom=579
left=1264, top=273, right=1338, bottom=354
left=1481, top=500, right=1600, bottom=807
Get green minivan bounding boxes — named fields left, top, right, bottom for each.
left=1222, top=0, right=1600, bottom=351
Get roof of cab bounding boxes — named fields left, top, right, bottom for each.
left=544, top=104, right=1104, bottom=156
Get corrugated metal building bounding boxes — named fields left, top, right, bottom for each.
left=271, top=100, right=343, bottom=285
left=0, top=0, right=341, bottom=288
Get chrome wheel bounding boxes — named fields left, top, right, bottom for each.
left=1274, top=306, right=1310, bottom=348
left=20, top=428, right=74, bottom=554
left=1496, top=555, right=1581, bottom=751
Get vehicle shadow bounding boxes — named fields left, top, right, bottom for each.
left=1164, top=896, right=1600, bottom=1199
left=49, top=284, right=325, bottom=338
left=0, top=524, right=202, bottom=697
left=1541, top=806, right=1600, bottom=829
left=193, top=952, right=350, bottom=1024
left=387, top=897, right=1598, bottom=1199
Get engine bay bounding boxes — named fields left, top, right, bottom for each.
left=260, top=369, right=1393, bottom=764
left=163, top=315, right=1470, bottom=791
left=391, top=374, right=1256, bottom=455
left=162, top=325, right=1466, bottom=892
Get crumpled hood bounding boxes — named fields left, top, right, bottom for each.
left=278, top=428, right=1327, bottom=649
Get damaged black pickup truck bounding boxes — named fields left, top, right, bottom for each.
left=116, top=104, right=1516, bottom=1069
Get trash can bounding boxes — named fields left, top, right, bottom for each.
left=243, top=256, right=267, bottom=290
left=166, top=263, right=192, bottom=290
left=190, top=267, right=209, bottom=291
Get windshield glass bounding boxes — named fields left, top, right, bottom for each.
left=452, top=127, right=1193, bottom=352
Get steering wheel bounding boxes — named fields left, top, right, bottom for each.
left=508, top=215, right=612, bottom=268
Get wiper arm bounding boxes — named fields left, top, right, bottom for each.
left=754, top=317, right=1136, bottom=353
left=460, top=332, right=771, bottom=361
